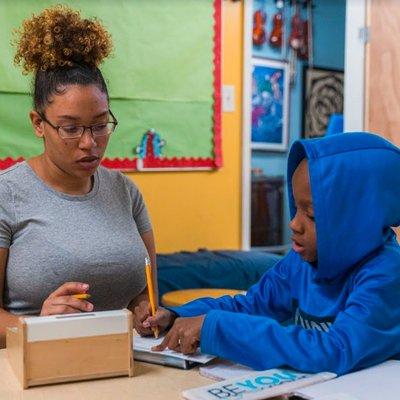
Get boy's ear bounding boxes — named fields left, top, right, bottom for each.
left=29, top=110, right=44, bottom=138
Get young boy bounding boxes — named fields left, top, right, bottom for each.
left=134, top=132, right=400, bottom=375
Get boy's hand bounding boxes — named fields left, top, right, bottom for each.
left=133, top=301, right=174, bottom=336
left=152, top=315, right=205, bottom=355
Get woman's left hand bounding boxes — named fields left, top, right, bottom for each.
left=152, top=315, right=205, bottom=354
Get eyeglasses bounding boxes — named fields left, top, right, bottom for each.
left=37, top=110, right=118, bottom=139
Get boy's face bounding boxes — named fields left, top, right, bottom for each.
left=289, top=159, right=317, bottom=262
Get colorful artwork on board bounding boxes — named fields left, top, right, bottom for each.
left=136, top=129, right=166, bottom=159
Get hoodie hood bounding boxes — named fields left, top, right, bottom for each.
left=288, top=132, right=400, bottom=281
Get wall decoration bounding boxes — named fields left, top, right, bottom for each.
left=135, top=129, right=166, bottom=160
left=252, top=0, right=286, bottom=60
left=269, top=2, right=284, bottom=48
left=251, top=58, right=289, bottom=151
left=252, top=8, right=267, bottom=46
left=0, top=0, right=221, bottom=171
left=302, top=66, right=344, bottom=138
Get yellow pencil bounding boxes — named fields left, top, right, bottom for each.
left=145, top=256, right=159, bottom=338
left=73, top=293, right=91, bottom=300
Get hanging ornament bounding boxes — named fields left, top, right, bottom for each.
left=288, top=2, right=303, bottom=51
left=252, top=8, right=267, bottom=46
left=269, top=0, right=284, bottom=48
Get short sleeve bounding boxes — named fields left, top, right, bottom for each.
left=0, top=181, right=15, bottom=248
left=123, top=177, right=152, bottom=234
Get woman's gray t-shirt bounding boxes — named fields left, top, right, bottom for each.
left=0, top=162, right=151, bottom=315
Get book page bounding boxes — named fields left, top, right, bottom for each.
left=134, top=335, right=215, bottom=364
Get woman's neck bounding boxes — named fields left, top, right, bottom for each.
left=27, top=155, right=93, bottom=195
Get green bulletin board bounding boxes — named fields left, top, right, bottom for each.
left=0, top=0, right=221, bottom=170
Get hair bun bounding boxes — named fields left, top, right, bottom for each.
left=13, top=5, right=113, bottom=74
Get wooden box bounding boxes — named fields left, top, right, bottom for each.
left=6, top=309, right=133, bottom=388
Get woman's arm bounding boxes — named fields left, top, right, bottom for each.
left=0, top=248, right=19, bottom=348
left=0, top=247, right=95, bottom=346
left=0, top=246, right=93, bottom=348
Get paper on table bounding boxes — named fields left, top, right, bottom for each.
left=295, top=360, right=400, bottom=400
left=311, top=394, right=361, bottom=400
left=199, top=360, right=253, bottom=381
left=134, top=335, right=215, bottom=364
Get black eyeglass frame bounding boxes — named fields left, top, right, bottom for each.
left=37, top=110, right=118, bottom=139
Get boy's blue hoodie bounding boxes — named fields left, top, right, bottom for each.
left=171, top=132, right=400, bottom=375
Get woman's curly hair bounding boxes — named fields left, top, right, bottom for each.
left=13, top=5, right=113, bottom=74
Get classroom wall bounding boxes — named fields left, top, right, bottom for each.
left=126, top=1, right=243, bottom=254
left=251, top=0, right=346, bottom=245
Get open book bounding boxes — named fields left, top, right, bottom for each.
left=133, top=335, right=215, bottom=369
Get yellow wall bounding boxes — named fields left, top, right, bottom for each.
left=126, top=1, right=243, bottom=253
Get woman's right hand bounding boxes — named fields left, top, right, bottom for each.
left=133, top=301, right=175, bottom=336
left=40, top=282, right=93, bottom=316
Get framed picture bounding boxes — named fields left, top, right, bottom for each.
left=302, top=66, right=344, bottom=138
left=251, top=58, right=289, bottom=151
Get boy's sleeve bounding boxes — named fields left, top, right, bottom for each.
left=169, top=253, right=295, bottom=323
left=200, top=256, right=400, bottom=375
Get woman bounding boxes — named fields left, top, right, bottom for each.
left=0, top=6, right=156, bottom=346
